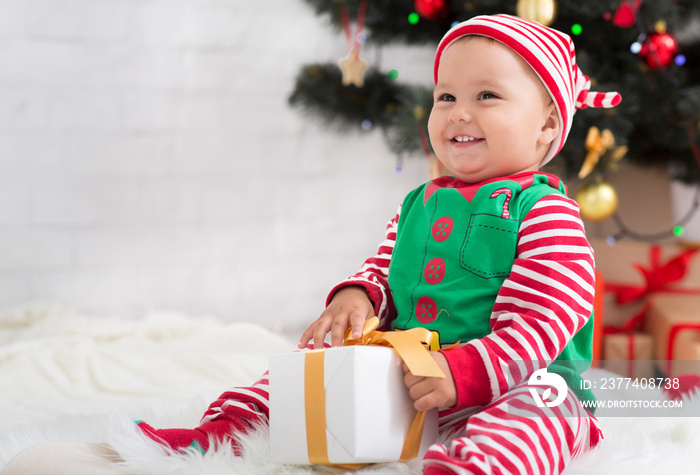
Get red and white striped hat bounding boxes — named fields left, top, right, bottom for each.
left=434, top=14, right=622, bottom=166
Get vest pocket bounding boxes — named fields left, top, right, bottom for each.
left=460, top=213, right=519, bottom=279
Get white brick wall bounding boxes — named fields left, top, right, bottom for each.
left=0, top=0, right=435, bottom=333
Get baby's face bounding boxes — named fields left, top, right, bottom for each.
left=428, top=36, right=559, bottom=184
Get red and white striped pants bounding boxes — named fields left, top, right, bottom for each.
left=200, top=374, right=601, bottom=475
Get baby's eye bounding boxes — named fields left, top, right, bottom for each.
left=436, top=93, right=455, bottom=102
left=477, top=91, right=498, bottom=100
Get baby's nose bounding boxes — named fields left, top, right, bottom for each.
left=448, top=102, right=473, bottom=122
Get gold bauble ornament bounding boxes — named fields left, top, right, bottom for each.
left=576, top=180, right=619, bottom=222
left=516, top=0, right=557, bottom=26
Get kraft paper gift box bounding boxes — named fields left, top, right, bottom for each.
left=268, top=345, right=439, bottom=465
left=602, top=333, right=655, bottom=378
left=647, top=294, right=700, bottom=377
left=590, top=239, right=700, bottom=328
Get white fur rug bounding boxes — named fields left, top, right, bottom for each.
left=1, top=305, right=700, bottom=474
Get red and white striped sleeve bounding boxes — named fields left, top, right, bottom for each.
left=442, top=194, right=595, bottom=410
left=325, top=205, right=401, bottom=327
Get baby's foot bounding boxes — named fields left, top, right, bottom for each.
left=136, top=419, right=247, bottom=455
left=136, top=421, right=209, bottom=454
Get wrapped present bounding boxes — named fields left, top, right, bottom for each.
left=602, top=332, right=655, bottom=378
left=647, top=294, right=700, bottom=377
left=591, top=239, right=700, bottom=329
left=269, top=319, right=441, bottom=466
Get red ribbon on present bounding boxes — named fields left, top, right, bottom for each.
left=603, top=245, right=700, bottom=376
left=666, top=323, right=700, bottom=376
left=605, top=245, right=700, bottom=331
left=606, top=246, right=699, bottom=305
left=602, top=326, right=644, bottom=378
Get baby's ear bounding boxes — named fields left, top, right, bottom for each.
left=538, top=103, right=560, bottom=145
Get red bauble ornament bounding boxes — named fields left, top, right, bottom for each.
left=638, top=32, right=679, bottom=69
left=612, top=0, right=642, bottom=28
left=414, top=0, right=449, bottom=21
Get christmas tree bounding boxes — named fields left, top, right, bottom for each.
left=289, top=0, right=700, bottom=191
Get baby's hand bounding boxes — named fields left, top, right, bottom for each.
left=403, top=352, right=456, bottom=411
left=298, top=286, right=374, bottom=349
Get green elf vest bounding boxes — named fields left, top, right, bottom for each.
left=388, top=172, right=595, bottom=406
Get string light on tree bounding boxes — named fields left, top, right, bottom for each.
left=630, top=40, right=643, bottom=54
left=607, top=185, right=700, bottom=244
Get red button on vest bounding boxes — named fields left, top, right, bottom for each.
left=416, top=296, right=437, bottom=324
left=432, top=216, right=453, bottom=242
left=424, top=257, right=445, bottom=285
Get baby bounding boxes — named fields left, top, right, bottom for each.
left=2, top=14, right=621, bottom=475
left=138, top=14, right=621, bottom=475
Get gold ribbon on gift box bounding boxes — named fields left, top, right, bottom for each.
left=304, top=317, right=445, bottom=467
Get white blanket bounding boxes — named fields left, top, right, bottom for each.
left=1, top=305, right=700, bottom=474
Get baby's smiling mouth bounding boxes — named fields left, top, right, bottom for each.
left=452, top=136, right=484, bottom=143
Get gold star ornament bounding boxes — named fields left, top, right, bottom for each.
left=338, top=49, right=368, bottom=88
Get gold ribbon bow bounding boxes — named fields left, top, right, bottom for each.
left=578, top=126, right=628, bottom=179
left=343, top=317, right=445, bottom=379
left=304, top=317, right=444, bottom=467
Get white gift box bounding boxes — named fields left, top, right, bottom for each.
left=269, top=345, right=439, bottom=465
